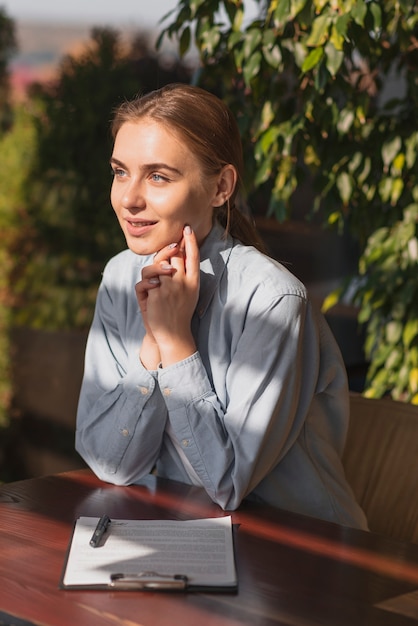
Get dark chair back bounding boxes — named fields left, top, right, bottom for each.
left=343, top=392, right=418, bottom=543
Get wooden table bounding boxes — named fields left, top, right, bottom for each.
left=1, top=469, right=418, bottom=625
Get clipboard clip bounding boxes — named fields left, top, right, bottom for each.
left=110, top=571, right=188, bottom=590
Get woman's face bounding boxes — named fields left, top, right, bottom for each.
left=110, top=119, right=218, bottom=255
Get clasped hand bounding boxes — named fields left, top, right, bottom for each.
left=135, top=225, right=200, bottom=369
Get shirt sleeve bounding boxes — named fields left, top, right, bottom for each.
left=157, top=291, right=331, bottom=510
left=75, top=274, right=169, bottom=484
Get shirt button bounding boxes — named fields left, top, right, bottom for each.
left=138, top=386, right=148, bottom=395
left=163, top=388, right=171, bottom=396
left=121, top=428, right=130, bottom=437
left=182, top=439, right=190, bottom=447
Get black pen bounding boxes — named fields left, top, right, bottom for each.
left=89, top=515, right=111, bottom=548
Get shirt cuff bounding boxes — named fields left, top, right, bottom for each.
left=157, top=352, right=212, bottom=410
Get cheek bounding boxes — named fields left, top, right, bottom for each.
left=110, top=183, right=119, bottom=210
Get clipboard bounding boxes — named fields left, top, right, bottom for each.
left=60, top=516, right=238, bottom=593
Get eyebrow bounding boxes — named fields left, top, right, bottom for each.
left=110, top=157, right=182, bottom=176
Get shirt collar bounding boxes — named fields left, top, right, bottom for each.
left=196, top=222, right=234, bottom=318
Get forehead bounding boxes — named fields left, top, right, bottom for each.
left=113, top=120, right=192, bottom=161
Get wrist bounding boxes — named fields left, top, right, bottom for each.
left=158, top=334, right=196, bottom=368
left=140, top=333, right=161, bottom=370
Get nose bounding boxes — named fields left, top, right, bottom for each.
left=121, top=178, right=146, bottom=210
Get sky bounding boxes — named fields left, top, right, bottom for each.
left=0, top=0, right=181, bottom=28
left=2, top=0, right=260, bottom=29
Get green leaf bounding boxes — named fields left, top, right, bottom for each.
left=179, top=27, right=191, bottom=56
left=190, top=0, right=207, bottom=17
left=328, top=211, right=341, bottom=226
left=357, top=157, right=371, bottom=185
left=351, top=0, right=367, bottom=26
left=232, top=7, right=244, bottom=31
left=337, top=109, right=355, bottom=134
left=290, top=0, right=309, bottom=19
left=378, top=177, right=393, bottom=202
left=369, top=2, right=382, bottom=32
left=262, top=30, right=282, bottom=68
left=385, top=346, right=402, bottom=370
left=273, top=0, right=291, bottom=26
left=403, top=319, right=418, bottom=348
left=336, top=172, right=352, bottom=205
left=243, top=28, right=262, bottom=60
left=223, top=0, right=242, bottom=27
left=293, top=41, right=308, bottom=68
left=410, top=368, right=418, bottom=394
left=390, top=178, right=404, bottom=206
left=228, top=30, right=243, bottom=51
left=267, top=195, right=288, bottom=221
left=325, top=41, right=344, bottom=75
left=259, top=126, right=280, bottom=153
left=329, top=25, right=344, bottom=52
left=333, top=13, right=350, bottom=46
left=405, top=133, right=418, bottom=168
left=306, top=15, right=331, bottom=47
left=254, top=151, right=274, bottom=185
left=386, top=320, right=403, bottom=344
left=322, top=288, right=342, bottom=313
left=408, top=237, right=418, bottom=262
left=243, top=50, right=262, bottom=86
left=260, top=101, right=275, bottom=132
left=391, top=152, right=405, bottom=175
left=301, top=47, right=324, bottom=72
left=348, top=152, right=363, bottom=174
left=382, top=136, right=402, bottom=167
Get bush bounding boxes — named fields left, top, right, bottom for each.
left=0, top=106, right=37, bottom=426
left=160, top=0, right=418, bottom=402
left=12, top=27, right=192, bottom=330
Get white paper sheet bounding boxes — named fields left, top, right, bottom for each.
left=62, top=516, right=237, bottom=589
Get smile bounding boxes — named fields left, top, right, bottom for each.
left=125, top=219, right=157, bottom=236
left=127, top=220, right=157, bottom=227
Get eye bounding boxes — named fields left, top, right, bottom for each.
left=111, top=166, right=127, bottom=178
left=151, top=173, right=169, bottom=183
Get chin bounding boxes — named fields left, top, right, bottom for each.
left=122, top=234, right=149, bottom=254
left=127, top=242, right=156, bottom=256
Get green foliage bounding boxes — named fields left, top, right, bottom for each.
left=0, top=106, right=37, bottom=426
left=160, top=0, right=418, bottom=401
left=354, top=204, right=418, bottom=403
left=0, top=6, right=17, bottom=135
left=12, top=27, right=191, bottom=330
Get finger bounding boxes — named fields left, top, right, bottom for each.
left=167, top=240, right=186, bottom=274
left=141, top=262, right=173, bottom=283
left=153, top=242, right=179, bottom=264
left=183, top=224, right=200, bottom=281
left=135, top=280, right=152, bottom=302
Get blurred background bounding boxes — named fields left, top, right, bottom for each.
left=1, top=0, right=416, bottom=483
left=4, top=0, right=188, bottom=97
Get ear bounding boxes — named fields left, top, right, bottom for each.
left=212, top=165, right=238, bottom=207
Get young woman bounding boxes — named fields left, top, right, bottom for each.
left=76, top=83, right=367, bottom=529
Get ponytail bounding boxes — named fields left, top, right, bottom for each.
left=215, top=200, right=268, bottom=254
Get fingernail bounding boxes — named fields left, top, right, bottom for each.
left=168, top=242, right=178, bottom=249
left=149, top=277, right=160, bottom=284
left=160, top=263, right=172, bottom=270
left=184, top=225, right=192, bottom=235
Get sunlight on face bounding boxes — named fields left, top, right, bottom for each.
left=110, top=120, right=218, bottom=255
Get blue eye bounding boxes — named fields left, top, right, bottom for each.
left=151, top=173, right=166, bottom=182
left=111, top=166, right=127, bottom=178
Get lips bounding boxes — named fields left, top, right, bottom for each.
left=127, top=218, right=157, bottom=226
left=125, top=218, right=157, bottom=237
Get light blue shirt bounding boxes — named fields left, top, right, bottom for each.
left=76, top=223, right=367, bottom=529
